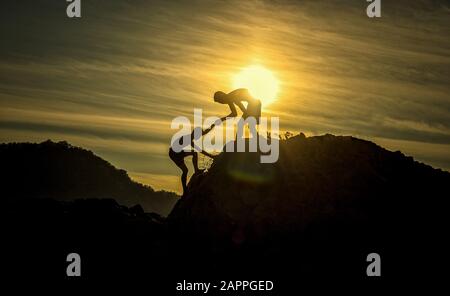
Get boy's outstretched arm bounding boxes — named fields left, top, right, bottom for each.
left=227, top=103, right=238, bottom=117
left=190, top=137, right=215, bottom=158
left=228, top=88, right=251, bottom=114
left=202, top=124, right=215, bottom=136
left=200, top=125, right=220, bottom=158
left=202, top=118, right=223, bottom=136
left=234, top=100, right=247, bottom=114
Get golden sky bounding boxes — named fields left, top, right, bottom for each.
left=1, top=0, right=449, bottom=193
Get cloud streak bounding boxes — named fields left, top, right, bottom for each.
left=1, top=0, right=449, bottom=191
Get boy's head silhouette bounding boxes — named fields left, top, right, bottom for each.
left=213, top=91, right=227, bottom=104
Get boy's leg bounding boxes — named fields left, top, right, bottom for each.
left=236, top=118, right=244, bottom=140
left=186, top=151, right=202, bottom=174
left=192, top=152, right=199, bottom=173
left=180, top=162, right=188, bottom=194
left=249, top=121, right=259, bottom=147
left=169, top=149, right=189, bottom=194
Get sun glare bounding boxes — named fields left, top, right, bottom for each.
left=232, top=65, right=279, bottom=106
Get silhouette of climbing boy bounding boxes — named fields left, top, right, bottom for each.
left=213, top=88, right=262, bottom=123
left=169, top=125, right=216, bottom=195
left=213, top=88, right=261, bottom=140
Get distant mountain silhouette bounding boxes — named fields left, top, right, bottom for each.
left=1, top=140, right=178, bottom=215
left=4, top=134, right=449, bottom=282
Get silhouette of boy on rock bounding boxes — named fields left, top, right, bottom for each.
left=214, top=88, right=262, bottom=142
left=169, top=125, right=216, bottom=195
left=213, top=88, right=261, bottom=124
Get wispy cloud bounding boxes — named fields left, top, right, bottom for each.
left=1, top=0, right=449, bottom=190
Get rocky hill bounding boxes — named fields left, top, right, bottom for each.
left=168, top=134, right=449, bottom=277
left=4, top=134, right=449, bottom=281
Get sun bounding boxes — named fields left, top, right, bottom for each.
left=232, top=65, right=279, bottom=106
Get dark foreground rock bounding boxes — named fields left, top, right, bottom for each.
left=168, top=134, right=449, bottom=278
left=4, top=135, right=450, bottom=285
